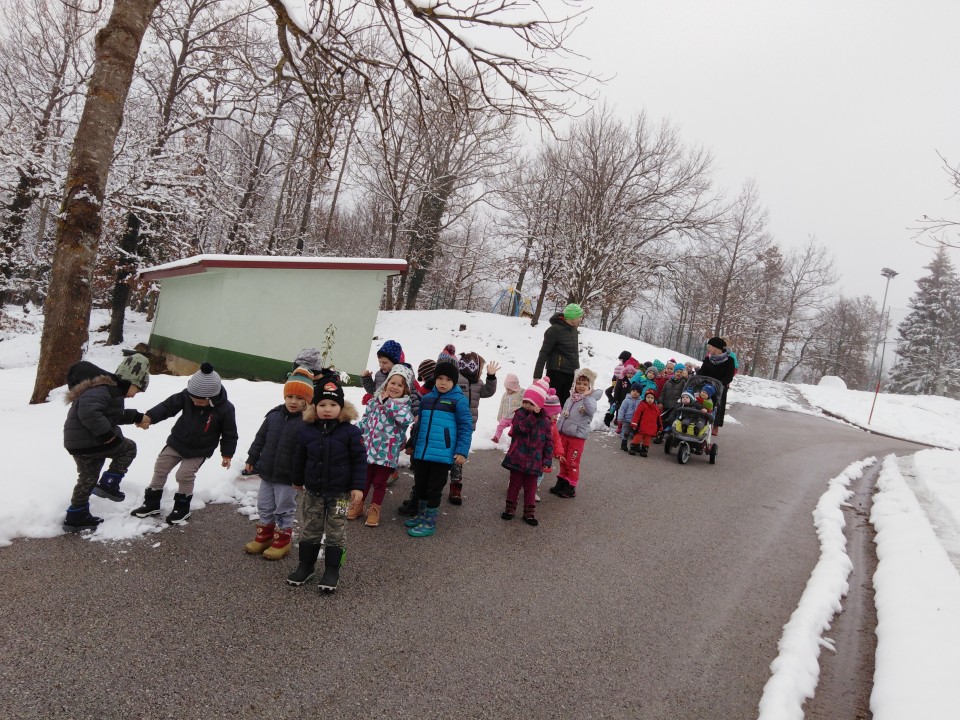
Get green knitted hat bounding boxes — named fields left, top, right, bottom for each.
left=562, top=303, right=584, bottom=320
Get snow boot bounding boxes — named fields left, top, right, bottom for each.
left=62, top=503, right=103, bottom=532
left=638, top=445, right=648, bottom=457
left=166, top=493, right=192, bottom=525
left=448, top=464, right=463, bottom=505
left=130, top=488, right=163, bottom=518
left=620, top=437, right=628, bottom=452
left=407, top=507, right=438, bottom=538
left=522, top=504, right=538, bottom=527
left=603, top=410, right=614, bottom=427
left=91, top=471, right=125, bottom=502
left=397, top=488, right=418, bottom=517
left=364, top=503, right=381, bottom=528
left=386, top=469, right=399, bottom=487
left=244, top=523, right=275, bottom=554
left=317, top=546, right=344, bottom=592
left=548, top=477, right=569, bottom=496
left=557, top=481, right=576, bottom=499
left=628, top=444, right=639, bottom=456
left=501, top=499, right=517, bottom=521
left=346, top=495, right=364, bottom=521
left=262, top=527, right=293, bottom=560
left=404, top=500, right=428, bottom=529
left=286, top=540, right=321, bottom=586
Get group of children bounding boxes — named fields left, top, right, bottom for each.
left=61, top=341, right=609, bottom=594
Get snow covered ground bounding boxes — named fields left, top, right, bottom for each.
left=2, top=305, right=958, bottom=718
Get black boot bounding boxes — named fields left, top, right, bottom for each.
left=62, top=503, right=103, bottom=532
left=397, top=487, right=418, bottom=517
left=130, top=488, right=163, bottom=518
left=91, top=471, right=125, bottom=502
left=317, top=546, right=344, bottom=593
left=548, top=477, right=569, bottom=496
left=628, top=444, right=639, bottom=456
left=620, top=437, right=628, bottom=452
left=286, top=541, right=321, bottom=586
left=166, top=493, right=192, bottom=525
left=638, top=445, right=648, bottom=457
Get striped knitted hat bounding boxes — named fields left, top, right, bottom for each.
left=543, top=390, right=562, bottom=416
left=417, top=358, right=436, bottom=382
left=187, top=362, right=222, bottom=398
left=522, top=377, right=550, bottom=410
left=434, top=352, right=459, bottom=383
left=283, top=366, right=315, bottom=402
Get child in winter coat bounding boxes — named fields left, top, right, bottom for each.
left=447, top=348, right=499, bottom=505
left=286, top=376, right=366, bottom=592
left=549, top=368, right=601, bottom=499
left=361, top=339, right=402, bottom=405
left=492, top=373, right=525, bottom=443
left=693, top=386, right=716, bottom=437
left=133, top=363, right=238, bottom=525
left=61, top=354, right=150, bottom=532
left=536, top=390, right=565, bottom=501
left=616, top=383, right=643, bottom=452
left=630, top=388, right=662, bottom=456
left=659, top=364, right=687, bottom=414
left=405, top=351, right=473, bottom=537
left=242, top=367, right=315, bottom=560
left=353, top=364, right=414, bottom=527
left=500, top=378, right=553, bottom=526
left=610, top=365, right=638, bottom=433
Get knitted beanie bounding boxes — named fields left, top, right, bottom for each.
left=292, top=348, right=322, bottom=374
left=434, top=352, right=459, bottom=384
left=377, top=340, right=403, bottom=364
left=562, top=303, right=584, bottom=320
left=187, top=362, right=221, bottom=398
left=653, top=359, right=665, bottom=372
left=644, top=388, right=658, bottom=400
left=457, top=351, right=485, bottom=382
left=543, top=390, right=562, bottom=417
left=417, top=358, right=436, bottom=382
left=503, top=373, right=521, bottom=392
left=443, top=343, right=456, bottom=357
left=384, top=364, right=414, bottom=395
left=702, top=384, right=715, bottom=398
left=115, top=352, right=150, bottom=391
left=522, top=377, right=550, bottom=410
left=316, top=376, right=345, bottom=407
left=618, top=350, right=632, bottom=362
left=681, top=391, right=695, bottom=402
left=707, top=336, right=727, bottom=351
left=284, top=366, right=315, bottom=402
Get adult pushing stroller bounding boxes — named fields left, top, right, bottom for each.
left=663, top=375, right=724, bottom=465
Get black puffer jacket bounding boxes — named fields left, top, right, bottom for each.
left=533, top=313, right=580, bottom=379
left=293, top=402, right=366, bottom=497
left=245, top=405, right=307, bottom=485
left=145, top=388, right=239, bottom=459
left=63, top=375, right=143, bottom=455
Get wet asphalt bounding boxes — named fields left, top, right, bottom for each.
left=0, top=405, right=922, bottom=720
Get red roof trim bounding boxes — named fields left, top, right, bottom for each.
left=140, top=258, right=408, bottom=280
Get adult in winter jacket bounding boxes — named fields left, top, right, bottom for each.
left=533, top=303, right=583, bottom=407
left=696, top=337, right=736, bottom=434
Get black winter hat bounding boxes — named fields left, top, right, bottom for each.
left=707, top=336, right=727, bottom=351
left=434, top=352, right=459, bottom=384
left=618, top=350, right=632, bottom=362
left=315, top=376, right=344, bottom=408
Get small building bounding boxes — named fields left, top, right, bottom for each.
left=139, top=254, right=407, bottom=381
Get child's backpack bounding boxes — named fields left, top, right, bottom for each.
left=66, top=361, right=112, bottom=390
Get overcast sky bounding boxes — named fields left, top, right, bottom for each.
left=565, top=0, right=960, bottom=317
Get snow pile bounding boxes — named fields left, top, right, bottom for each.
left=817, top=375, right=847, bottom=390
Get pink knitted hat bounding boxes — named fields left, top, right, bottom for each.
left=504, top=373, right=521, bottom=392
left=543, top=390, right=562, bottom=416
left=522, top=377, right=550, bottom=410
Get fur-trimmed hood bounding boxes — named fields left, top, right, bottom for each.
left=65, top=375, right=116, bottom=404
left=571, top=367, right=598, bottom=392
left=304, top=400, right=358, bottom=424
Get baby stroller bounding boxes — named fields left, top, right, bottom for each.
left=663, top=375, right=723, bottom=465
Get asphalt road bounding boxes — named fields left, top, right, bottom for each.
left=0, top=405, right=922, bottom=720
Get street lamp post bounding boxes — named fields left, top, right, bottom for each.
left=868, top=267, right=898, bottom=424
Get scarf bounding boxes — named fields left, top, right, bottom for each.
left=707, top=350, right=730, bottom=365
left=570, top=391, right=584, bottom=403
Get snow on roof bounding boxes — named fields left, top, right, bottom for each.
left=139, top=254, right=408, bottom=280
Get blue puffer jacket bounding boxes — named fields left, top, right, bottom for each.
left=293, top=402, right=366, bottom=496
left=245, top=404, right=305, bottom=485
left=411, top=384, right=473, bottom=464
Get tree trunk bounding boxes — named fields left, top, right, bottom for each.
left=105, top=212, right=141, bottom=345
left=31, top=0, right=160, bottom=404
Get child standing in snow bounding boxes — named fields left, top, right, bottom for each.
left=361, top=340, right=403, bottom=405
left=616, top=383, right=642, bottom=452
left=629, top=388, right=662, bottom=456
left=132, top=363, right=238, bottom=525
left=352, top=364, right=414, bottom=527
left=500, top=378, right=553, bottom=526
left=287, top=376, right=366, bottom=592
left=549, top=368, right=601, bottom=499
left=492, top=373, right=525, bottom=443
left=447, top=348, right=499, bottom=505
left=61, top=354, right=150, bottom=532
left=242, top=367, right=315, bottom=560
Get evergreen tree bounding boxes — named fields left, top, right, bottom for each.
left=889, top=246, right=960, bottom=398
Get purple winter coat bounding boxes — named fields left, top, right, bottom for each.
left=501, top=407, right=553, bottom=476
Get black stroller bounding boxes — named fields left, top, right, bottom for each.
left=663, top=375, right=723, bottom=465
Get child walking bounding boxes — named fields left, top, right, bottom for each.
left=353, top=364, right=414, bottom=527
left=500, top=378, right=553, bottom=526
left=242, top=367, right=315, bottom=559
left=405, top=351, right=473, bottom=537
left=492, top=373, right=524, bottom=443
left=549, top=368, right=600, bottom=499
left=616, top=383, right=642, bottom=452
left=287, top=376, right=366, bottom=592
left=629, top=388, right=662, bottom=456
left=132, top=363, right=238, bottom=525
left=61, top=354, right=150, bottom=532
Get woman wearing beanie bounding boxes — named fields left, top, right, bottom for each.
left=533, top=303, right=583, bottom=408
left=500, top=378, right=553, bottom=526
left=696, top=336, right=736, bottom=435
left=133, top=363, right=238, bottom=525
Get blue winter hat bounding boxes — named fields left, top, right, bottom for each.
left=629, top=382, right=644, bottom=392
left=377, top=340, right=403, bottom=364
left=702, top=384, right=715, bottom=397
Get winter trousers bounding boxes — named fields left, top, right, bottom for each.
left=256, top=479, right=298, bottom=530
left=299, top=491, right=349, bottom=548
left=149, top=445, right=206, bottom=495
left=506, top=470, right=537, bottom=516
left=413, top=460, right=452, bottom=509
left=70, top=438, right=137, bottom=506
left=631, top=433, right=654, bottom=448
left=557, top=434, right=586, bottom=486
left=363, top=464, right=394, bottom=506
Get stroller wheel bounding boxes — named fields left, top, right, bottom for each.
left=677, top=442, right=691, bottom=465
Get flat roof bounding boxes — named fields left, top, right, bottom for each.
left=139, top=254, right=409, bottom=281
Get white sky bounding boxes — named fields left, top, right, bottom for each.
left=568, top=0, right=960, bottom=315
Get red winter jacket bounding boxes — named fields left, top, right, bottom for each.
left=631, top=399, right=662, bottom=436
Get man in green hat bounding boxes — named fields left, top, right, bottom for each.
left=533, top=303, right=583, bottom=407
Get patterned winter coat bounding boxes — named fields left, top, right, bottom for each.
left=631, top=399, right=662, bottom=436
left=456, top=372, right=497, bottom=430
left=146, top=388, right=239, bottom=459
left=358, top=393, right=413, bottom=469
left=293, top=402, right=366, bottom=496
left=245, top=405, right=305, bottom=485
left=411, top=384, right=473, bottom=464
left=501, top=407, right=553, bottom=476
left=496, top=389, right=525, bottom=421
left=362, top=366, right=420, bottom=416
left=63, top=375, right=143, bottom=454
left=556, top=388, right=602, bottom=439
